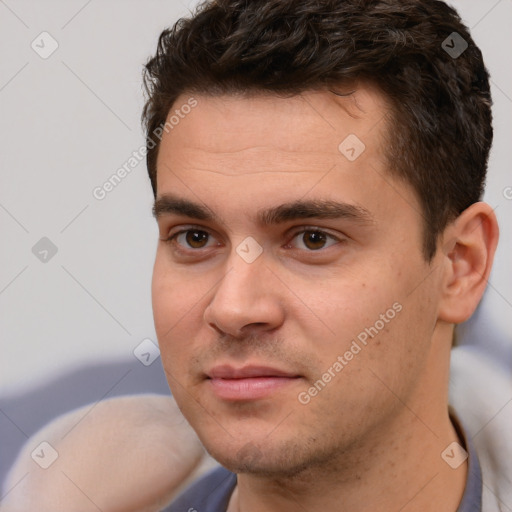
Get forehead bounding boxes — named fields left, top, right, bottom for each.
left=157, top=87, right=390, bottom=171
left=153, top=88, right=419, bottom=232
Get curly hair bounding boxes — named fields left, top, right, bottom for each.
left=142, top=0, right=493, bottom=260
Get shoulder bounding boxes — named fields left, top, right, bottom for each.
left=162, top=466, right=237, bottom=512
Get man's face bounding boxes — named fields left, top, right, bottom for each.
left=152, top=88, right=444, bottom=476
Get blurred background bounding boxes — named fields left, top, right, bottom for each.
left=1, top=0, right=511, bottom=493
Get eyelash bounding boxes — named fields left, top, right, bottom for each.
left=162, top=226, right=343, bottom=254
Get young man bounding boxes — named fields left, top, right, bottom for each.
left=143, top=1, right=502, bottom=510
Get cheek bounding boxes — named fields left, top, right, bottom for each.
left=151, top=266, right=175, bottom=337
left=152, top=258, right=195, bottom=348
left=302, top=263, right=426, bottom=381
left=152, top=252, right=195, bottom=313
left=301, top=269, right=398, bottom=340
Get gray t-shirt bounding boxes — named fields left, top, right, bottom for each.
left=164, top=414, right=482, bottom=512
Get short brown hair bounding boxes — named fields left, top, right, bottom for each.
left=142, top=0, right=493, bottom=260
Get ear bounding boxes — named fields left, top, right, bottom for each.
left=438, top=202, right=499, bottom=324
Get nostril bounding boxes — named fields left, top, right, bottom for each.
left=208, top=323, right=225, bottom=336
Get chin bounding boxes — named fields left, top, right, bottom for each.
left=204, top=436, right=333, bottom=479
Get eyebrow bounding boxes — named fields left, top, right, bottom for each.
left=153, top=194, right=374, bottom=226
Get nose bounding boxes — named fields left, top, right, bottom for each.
left=203, top=248, right=285, bottom=339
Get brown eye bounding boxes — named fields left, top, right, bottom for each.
left=288, top=229, right=340, bottom=251
left=302, top=231, right=328, bottom=250
left=184, top=230, right=210, bottom=248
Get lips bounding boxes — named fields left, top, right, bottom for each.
left=208, top=365, right=298, bottom=379
left=206, top=365, right=301, bottom=401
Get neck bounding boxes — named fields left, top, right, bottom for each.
left=228, top=326, right=467, bottom=512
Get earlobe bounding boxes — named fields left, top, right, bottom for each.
left=438, top=202, right=499, bottom=324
